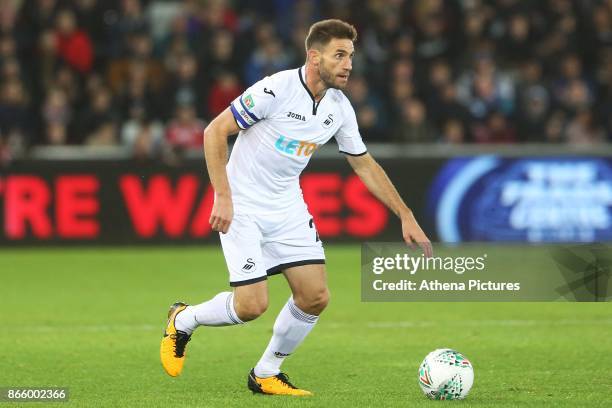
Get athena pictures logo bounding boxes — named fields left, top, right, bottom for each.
left=361, top=242, right=612, bottom=301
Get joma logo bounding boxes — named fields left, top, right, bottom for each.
left=287, top=112, right=306, bottom=121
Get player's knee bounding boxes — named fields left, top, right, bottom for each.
left=235, top=297, right=268, bottom=321
left=296, top=288, right=330, bottom=316
left=316, top=288, right=331, bottom=312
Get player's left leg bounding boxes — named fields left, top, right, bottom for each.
left=249, top=264, right=328, bottom=396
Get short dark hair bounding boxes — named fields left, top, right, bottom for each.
left=305, top=19, right=357, bottom=51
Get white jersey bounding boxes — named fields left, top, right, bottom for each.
left=227, top=66, right=367, bottom=214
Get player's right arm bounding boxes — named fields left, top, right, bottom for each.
left=205, top=75, right=278, bottom=233
left=203, top=107, right=241, bottom=234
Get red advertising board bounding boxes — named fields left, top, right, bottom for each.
left=0, top=158, right=435, bottom=245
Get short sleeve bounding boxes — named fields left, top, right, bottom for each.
left=229, top=76, right=277, bottom=130
left=334, top=98, right=367, bottom=156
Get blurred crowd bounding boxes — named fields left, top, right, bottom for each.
left=1, top=0, right=612, bottom=164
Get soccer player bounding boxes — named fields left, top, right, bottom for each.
left=160, top=19, right=432, bottom=396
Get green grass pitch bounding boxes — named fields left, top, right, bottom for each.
left=1, top=245, right=610, bottom=407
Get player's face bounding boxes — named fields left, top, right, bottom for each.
left=318, top=38, right=354, bottom=90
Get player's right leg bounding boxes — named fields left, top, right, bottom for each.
left=160, top=282, right=268, bottom=377
left=160, top=214, right=268, bottom=377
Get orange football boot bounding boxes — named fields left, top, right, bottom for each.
left=247, top=369, right=313, bottom=396
left=160, top=302, right=191, bottom=377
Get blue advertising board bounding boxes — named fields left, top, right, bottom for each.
left=429, top=157, right=612, bottom=243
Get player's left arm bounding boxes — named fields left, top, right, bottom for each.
left=346, top=153, right=433, bottom=257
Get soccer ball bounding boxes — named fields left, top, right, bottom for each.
left=418, top=348, right=474, bottom=400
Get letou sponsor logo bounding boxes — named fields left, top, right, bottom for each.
left=275, top=135, right=320, bottom=157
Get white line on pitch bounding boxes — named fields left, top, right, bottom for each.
left=5, top=319, right=612, bottom=333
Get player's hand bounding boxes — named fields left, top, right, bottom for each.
left=401, top=209, right=433, bottom=257
left=209, top=193, right=233, bottom=234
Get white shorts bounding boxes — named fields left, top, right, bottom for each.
left=220, top=201, right=325, bottom=287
